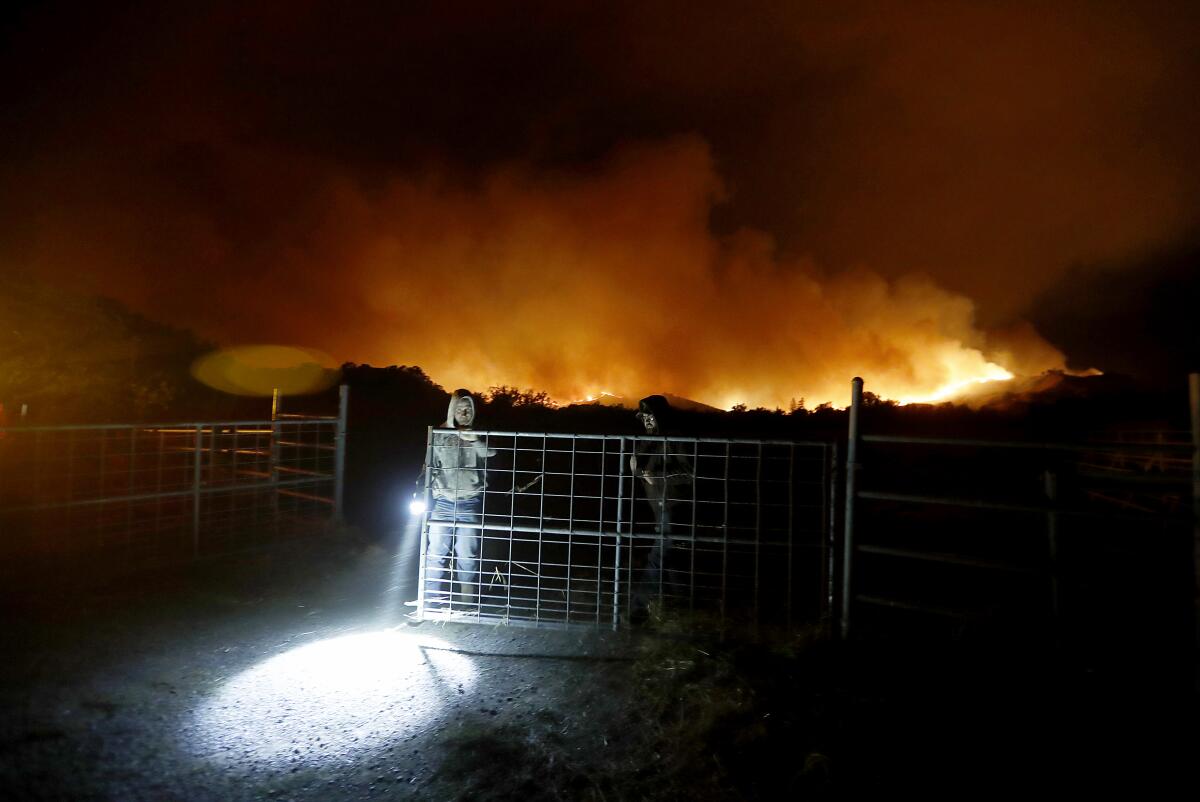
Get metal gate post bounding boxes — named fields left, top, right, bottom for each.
left=823, top=441, right=838, bottom=635
left=333, top=384, right=349, bottom=523
left=785, top=443, right=794, bottom=628
left=1189, top=372, right=1199, bottom=690
left=1044, top=470, right=1061, bottom=647
left=270, top=389, right=281, bottom=536
left=192, top=424, right=203, bottom=557
left=613, top=437, right=626, bottom=631
left=415, top=426, right=434, bottom=619
left=840, top=377, right=863, bottom=640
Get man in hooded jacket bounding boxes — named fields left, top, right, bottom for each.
left=629, top=395, right=694, bottom=618
left=425, top=389, right=495, bottom=609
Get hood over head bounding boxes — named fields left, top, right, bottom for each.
left=445, top=388, right=477, bottom=428
left=636, top=394, right=674, bottom=431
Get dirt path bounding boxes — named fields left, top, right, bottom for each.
left=2, top=536, right=1194, bottom=800
left=0, top=540, right=643, bottom=801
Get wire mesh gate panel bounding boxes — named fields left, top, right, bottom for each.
left=0, top=417, right=342, bottom=578
left=415, top=429, right=834, bottom=630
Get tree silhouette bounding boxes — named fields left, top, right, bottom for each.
left=485, top=385, right=556, bottom=409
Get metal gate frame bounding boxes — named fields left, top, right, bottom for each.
left=413, top=428, right=835, bottom=631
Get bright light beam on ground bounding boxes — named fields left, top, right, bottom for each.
left=194, top=630, right=476, bottom=763
left=379, top=502, right=426, bottom=627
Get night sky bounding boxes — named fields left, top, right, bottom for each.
left=3, top=1, right=1198, bottom=407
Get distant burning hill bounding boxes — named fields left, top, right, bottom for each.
left=951, top=369, right=1106, bottom=410
left=568, top=391, right=722, bottom=413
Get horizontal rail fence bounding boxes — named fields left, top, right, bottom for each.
left=843, top=407, right=1193, bottom=660
left=416, top=429, right=834, bottom=630
left=0, top=416, right=341, bottom=578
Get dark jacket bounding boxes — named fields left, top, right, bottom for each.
left=631, top=395, right=694, bottom=504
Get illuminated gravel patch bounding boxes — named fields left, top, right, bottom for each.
left=194, top=630, right=476, bottom=764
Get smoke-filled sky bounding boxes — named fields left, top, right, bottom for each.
left=2, top=1, right=1197, bottom=406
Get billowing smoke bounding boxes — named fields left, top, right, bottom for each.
left=348, top=138, right=1066, bottom=407
left=7, top=2, right=1193, bottom=406
left=23, top=136, right=1064, bottom=408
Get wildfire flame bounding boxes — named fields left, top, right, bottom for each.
left=33, top=138, right=1073, bottom=409
left=893, top=363, right=1015, bottom=406
left=569, top=390, right=622, bottom=406
left=352, top=142, right=1069, bottom=410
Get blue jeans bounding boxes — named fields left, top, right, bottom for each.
left=426, top=495, right=481, bottom=600
left=633, top=498, right=684, bottom=610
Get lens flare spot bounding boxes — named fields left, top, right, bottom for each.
left=191, top=345, right=341, bottom=396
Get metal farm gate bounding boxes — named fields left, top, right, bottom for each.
left=414, top=429, right=836, bottom=630
left=0, top=388, right=347, bottom=581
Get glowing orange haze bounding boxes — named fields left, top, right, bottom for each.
left=32, top=137, right=1068, bottom=408
left=349, top=138, right=1065, bottom=409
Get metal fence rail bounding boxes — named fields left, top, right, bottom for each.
left=0, top=402, right=346, bottom=577
left=841, top=377, right=1195, bottom=652
left=415, top=429, right=834, bottom=631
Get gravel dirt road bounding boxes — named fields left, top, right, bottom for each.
left=1, top=538, right=644, bottom=801
left=3, top=535, right=1195, bottom=800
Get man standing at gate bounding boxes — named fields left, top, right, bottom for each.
left=629, top=395, right=694, bottom=621
left=425, top=389, right=495, bottom=611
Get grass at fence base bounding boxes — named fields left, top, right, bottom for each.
left=624, top=608, right=840, bottom=798
left=425, top=600, right=1192, bottom=799
left=429, top=608, right=843, bottom=801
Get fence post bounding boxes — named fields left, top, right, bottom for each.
left=840, top=377, right=863, bottom=640
left=1189, top=372, right=1199, bottom=690
left=415, top=426, right=434, bottom=619
left=613, top=436, right=626, bottom=631
left=192, top=424, right=203, bottom=557
left=1044, top=469, right=1061, bottom=647
left=333, top=384, right=349, bottom=524
left=824, top=441, right=838, bottom=636
left=270, top=388, right=280, bottom=535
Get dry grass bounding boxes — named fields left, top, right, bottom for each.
left=620, top=608, right=840, bottom=799
left=428, top=606, right=843, bottom=801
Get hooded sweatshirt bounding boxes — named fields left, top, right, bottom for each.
left=429, top=390, right=495, bottom=501
left=631, top=395, right=694, bottom=504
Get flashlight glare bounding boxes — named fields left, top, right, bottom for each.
left=195, top=631, right=476, bottom=762
left=409, top=498, right=427, bottom=516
